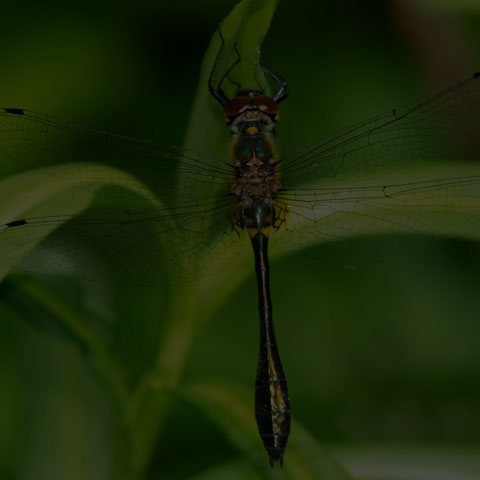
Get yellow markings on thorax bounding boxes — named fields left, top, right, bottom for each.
left=248, top=226, right=271, bottom=239
left=246, top=148, right=262, bottom=167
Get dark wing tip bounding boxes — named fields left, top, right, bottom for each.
left=473, top=72, right=480, bottom=78
left=5, top=219, right=27, bottom=227
left=3, top=108, right=25, bottom=115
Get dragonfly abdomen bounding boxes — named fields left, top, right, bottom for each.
left=251, top=228, right=291, bottom=467
left=224, top=93, right=290, bottom=465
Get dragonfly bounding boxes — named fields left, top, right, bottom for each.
left=1, top=29, right=480, bottom=465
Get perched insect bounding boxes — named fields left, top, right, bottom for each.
left=1, top=27, right=480, bottom=466
left=209, top=36, right=292, bottom=465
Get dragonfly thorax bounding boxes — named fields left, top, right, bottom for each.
left=230, top=118, right=281, bottom=237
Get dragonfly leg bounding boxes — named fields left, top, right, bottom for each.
left=259, top=59, right=289, bottom=103
left=208, top=26, right=241, bottom=106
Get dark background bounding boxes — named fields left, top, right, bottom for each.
left=1, top=0, right=480, bottom=478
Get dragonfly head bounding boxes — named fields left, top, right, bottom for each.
left=224, top=90, right=279, bottom=135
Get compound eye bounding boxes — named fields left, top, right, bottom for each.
left=253, top=95, right=278, bottom=116
left=224, top=96, right=250, bottom=119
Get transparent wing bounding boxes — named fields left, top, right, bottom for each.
left=2, top=73, right=480, bottom=282
left=0, top=108, right=244, bottom=283
left=270, top=73, right=480, bottom=263
left=280, top=73, right=480, bottom=187
left=0, top=199, right=244, bottom=284
left=272, top=173, right=480, bottom=262
left=0, top=108, right=233, bottom=202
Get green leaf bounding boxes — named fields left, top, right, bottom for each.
left=121, top=2, right=284, bottom=478
left=271, top=163, right=480, bottom=263
left=1, top=275, right=128, bottom=406
left=183, top=0, right=280, bottom=157
left=0, top=169, right=93, bottom=281
left=181, top=380, right=353, bottom=479
left=334, top=445, right=480, bottom=480
left=186, top=460, right=261, bottom=480
left=0, top=163, right=162, bottom=281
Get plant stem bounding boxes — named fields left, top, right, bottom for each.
left=126, top=282, right=198, bottom=478
left=11, top=276, right=129, bottom=407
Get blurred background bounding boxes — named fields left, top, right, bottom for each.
left=1, top=0, right=480, bottom=479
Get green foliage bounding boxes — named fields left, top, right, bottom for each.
left=1, top=0, right=480, bottom=479
left=2, top=1, right=350, bottom=478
